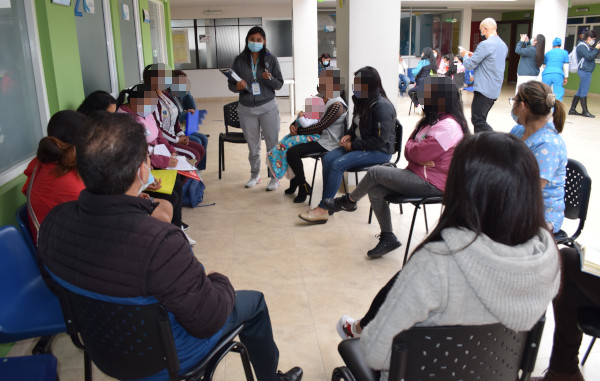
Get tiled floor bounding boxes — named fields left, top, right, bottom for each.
left=8, top=87, right=600, bottom=380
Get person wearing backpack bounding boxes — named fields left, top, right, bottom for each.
left=569, top=31, right=600, bottom=117
left=542, top=38, right=570, bottom=102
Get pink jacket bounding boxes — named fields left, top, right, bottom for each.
left=117, top=106, right=176, bottom=169
left=405, top=115, right=464, bottom=191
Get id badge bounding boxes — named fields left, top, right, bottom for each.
left=252, top=82, right=261, bottom=95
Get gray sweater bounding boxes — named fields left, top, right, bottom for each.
left=360, top=227, right=561, bottom=381
left=228, top=51, right=284, bottom=107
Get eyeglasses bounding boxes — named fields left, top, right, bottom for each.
left=508, top=97, right=521, bottom=106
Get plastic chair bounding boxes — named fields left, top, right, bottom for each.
left=0, top=354, right=58, bottom=381
left=15, top=204, right=36, bottom=255
left=555, top=159, right=592, bottom=247
left=332, top=316, right=546, bottom=381
left=54, top=283, right=254, bottom=381
left=0, top=226, right=65, bottom=351
left=578, top=307, right=600, bottom=366
left=219, top=101, right=247, bottom=179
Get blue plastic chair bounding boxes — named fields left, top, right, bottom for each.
left=0, top=226, right=66, bottom=344
left=15, top=204, right=36, bottom=255
left=407, top=67, right=416, bottom=83
left=0, top=354, right=58, bottom=381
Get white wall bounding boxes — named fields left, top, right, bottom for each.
left=292, top=0, right=318, bottom=112
left=532, top=0, right=569, bottom=54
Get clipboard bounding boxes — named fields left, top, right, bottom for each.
left=220, top=68, right=250, bottom=92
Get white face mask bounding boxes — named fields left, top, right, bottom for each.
left=137, top=163, right=153, bottom=195
left=137, top=104, right=156, bottom=118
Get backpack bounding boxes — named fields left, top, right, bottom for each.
left=182, top=179, right=205, bottom=207
left=569, top=42, right=589, bottom=73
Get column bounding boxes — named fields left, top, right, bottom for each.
left=292, top=0, right=318, bottom=113
left=460, top=7, right=472, bottom=52
left=532, top=0, right=569, bottom=54
left=336, top=0, right=401, bottom=112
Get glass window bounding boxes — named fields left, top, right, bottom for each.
left=263, top=20, right=293, bottom=57
left=587, top=17, right=600, bottom=23
left=567, top=17, right=585, bottom=25
left=0, top=0, right=45, bottom=184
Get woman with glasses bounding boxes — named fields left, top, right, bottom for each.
left=509, top=81, right=567, bottom=234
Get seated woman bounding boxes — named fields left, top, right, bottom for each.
left=299, top=66, right=396, bottom=224
left=23, top=110, right=171, bottom=245
left=324, top=76, right=469, bottom=258
left=116, top=84, right=193, bottom=244
left=510, top=80, right=567, bottom=234
left=408, top=47, right=437, bottom=110
left=335, top=132, right=561, bottom=381
left=143, top=65, right=205, bottom=170
left=77, top=90, right=117, bottom=115
left=284, top=67, right=348, bottom=203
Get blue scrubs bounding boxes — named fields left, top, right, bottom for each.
left=542, top=48, right=569, bottom=101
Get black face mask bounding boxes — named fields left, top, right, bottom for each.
left=480, top=33, right=487, bottom=41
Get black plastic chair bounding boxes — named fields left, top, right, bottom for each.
left=578, top=307, right=600, bottom=366
left=54, top=285, right=254, bottom=381
left=332, top=316, right=546, bottom=381
left=342, top=120, right=403, bottom=194
left=554, top=159, right=592, bottom=246
left=219, top=101, right=246, bottom=179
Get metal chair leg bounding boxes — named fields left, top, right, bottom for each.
left=309, top=158, right=319, bottom=206
left=423, top=205, right=429, bottom=234
left=84, top=351, right=92, bottom=381
left=218, top=136, right=223, bottom=179
left=403, top=203, right=421, bottom=266
left=581, top=337, right=596, bottom=366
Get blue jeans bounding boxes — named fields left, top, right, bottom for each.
left=398, top=74, right=410, bottom=94
left=189, top=132, right=208, bottom=170
left=542, top=73, right=565, bottom=101
left=319, top=146, right=392, bottom=208
left=575, top=70, right=593, bottom=97
left=221, top=290, right=279, bottom=381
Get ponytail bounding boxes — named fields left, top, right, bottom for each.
left=116, top=88, right=132, bottom=110
left=553, top=99, right=565, bottom=133
left=36, top=136, right=77, bottom=177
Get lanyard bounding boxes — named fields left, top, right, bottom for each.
left=251, top=57, right=259, bottom=81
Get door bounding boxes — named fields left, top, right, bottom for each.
left=498, top=21, right=531, bottom=84
left=118, top=0, right=143, bottom=87
left=148, top=0, right=168, bottom=64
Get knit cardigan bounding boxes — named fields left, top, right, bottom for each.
left=360, top=227, right=561, bottom=381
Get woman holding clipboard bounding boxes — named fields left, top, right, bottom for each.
left=228, top=26, right=284, bottom=190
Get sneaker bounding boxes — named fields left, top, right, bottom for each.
left=337, top=315, right=360, bottom=340
left=298, top=208, right=329, bottom=224
left=182, top=228, right=196, bottom=245
left=277, top=367, right=303, bottom=381
left=323, top=194, right=357, bottom=213
left=530, top=370, right=585, bottom=381
left=245, top=176, right=261, bottom=188
left=367, top=233, right=401, bottom=258
left=266, top=178, right=280, bottom=191
left=181, top=222, right=189, bottom=231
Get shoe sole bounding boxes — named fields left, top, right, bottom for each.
left=298, top=215, right=328, bottom=224
left=367, top=242, right=402, bottom=259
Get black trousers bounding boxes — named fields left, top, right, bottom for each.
left=549, top=247, right=600, bottom=374
left=147, top=176, right=183, bottom=227
left=471, top=91, right=496, bottom=133
left=286, top=141, right=327, bottom=183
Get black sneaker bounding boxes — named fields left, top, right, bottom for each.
left=277, top=366, right=303, bottom=381
left=367, top=233, right=401, bottom=258
left=323, top=194, right=357, bottom=213
left=181, top=222, right=189, bottom=231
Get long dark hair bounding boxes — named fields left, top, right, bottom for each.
left=352, top=66, right=391, bottom=123
left=240, top=26, right=269, bottom=70
left=534, top=34, right=546, bottom=68
left=77, top=90, right=117, bottom=116
left=319, top=53, right=331, bottom=64
left=414, top=132, right=547, bottom=254
left=115, top=84, right=152, bottom=110
left=422, top=47, right=437, bottom=72
left=37, top=110, right=89, bottom=177
left=412, top=76, right=470, bottom=139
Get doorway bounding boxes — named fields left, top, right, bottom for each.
left=497, top=20, right=532, bottom=84
left=148, top=0, right=168, bottom=64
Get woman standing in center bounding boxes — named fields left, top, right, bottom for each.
left=228, top=26, right=284, bottom=190
left=515, top=33, right=546, bottom=93
left=299, top=66, right=396, bottom=224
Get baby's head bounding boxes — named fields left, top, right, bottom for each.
left=304, top=96, right=325, bottom=120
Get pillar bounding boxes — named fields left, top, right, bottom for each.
left=336, top=0, right=401, bottom=113
left=292, top=0, right=318, bottom=113
left=460, top=7, right=472, bottom=52
left=532, top=0, right=569, bottom=53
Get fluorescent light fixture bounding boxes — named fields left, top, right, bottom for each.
left=576, top=8, right=589, bottom=12
left=204, top=10, right=223, bottom=15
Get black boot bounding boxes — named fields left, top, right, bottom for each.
left=293, top=182, right=311, bottom=203
left=323, top=194, right=358, bottom=213
left=277, top=367, right=303, bottom=381
left=284, top=178, right=299, bottom=194
left=569, top=96, right=581, bottom=115
left=367, top=232, right=402, bottom=258
left=581, top=97, right=595, bottom=118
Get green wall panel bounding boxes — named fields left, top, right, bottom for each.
left=0, top=175, right=26, bottom=227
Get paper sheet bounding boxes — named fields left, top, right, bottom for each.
left=153, top=144, right=171, bottom=157
left=167, top=156, right=196, bottom=171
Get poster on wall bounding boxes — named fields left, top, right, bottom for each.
left=122, top=4, right=130, bottom=21
left=83, top=0, right=95, bottom=14
left=172, top=30, right=191, bottom=64
left=51, top=0, right=71, bottom=5
left=143, top=9, right=150, bottom=23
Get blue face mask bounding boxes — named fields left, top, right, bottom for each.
left=248, top=42, right=263, bottom=52
left=353, top=90, right=362, bottom=99
left=511, top=111, right=519, bottom=124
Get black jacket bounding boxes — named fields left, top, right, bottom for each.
left=350, top=94, right=396, bottom=154
left=38, top=190, right=235, bottom=339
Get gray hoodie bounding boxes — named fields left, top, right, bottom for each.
left=360, top=227, right=561, bottom=381
left=228, top=51, right=284, bottom=107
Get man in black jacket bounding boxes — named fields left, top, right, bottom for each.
left=37, top=113, right=302, bottom=381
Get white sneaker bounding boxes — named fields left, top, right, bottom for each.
left=182, top=228, right=196, bottom=245
left=337, top=315, right=360, bottom=340
left=245, top=176, right=261, bottom=188
left=266, top=178, right=280, bottom=191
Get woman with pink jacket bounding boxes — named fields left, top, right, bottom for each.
left=324, top=76, right=470, bottom=258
